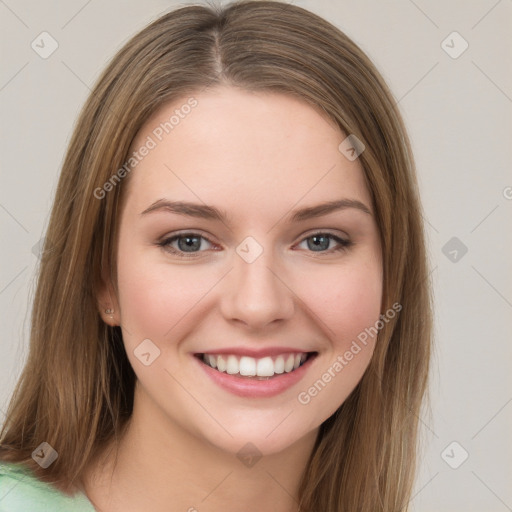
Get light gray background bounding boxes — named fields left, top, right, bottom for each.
left=1, top=1, right=511, bottom=510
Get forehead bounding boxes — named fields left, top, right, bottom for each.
left=123, top=86, right=371, bottom=218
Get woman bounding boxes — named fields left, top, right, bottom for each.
left=0, top=1, right=432, bottom=510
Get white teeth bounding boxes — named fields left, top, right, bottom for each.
left=256, top=357, right=274, bottom=377
left=226, top=355, right=239, bottom=375
left=274, top=356, right=285, bottom=374
left=217, top=355, right=227, bottom=372
left=239, top=356, right=256, bottom=376
left=200, top=352, right=309, bottom=377
left=284, top=354, right=295, bottom=372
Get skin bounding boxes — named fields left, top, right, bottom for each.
left=84, top=86, right=383, bottom=512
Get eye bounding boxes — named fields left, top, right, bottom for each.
left=296, top=232, right=352, bottom=254
left=157, top=232, right=216, bottom=258
left=157, top=230, right=352, bottom=258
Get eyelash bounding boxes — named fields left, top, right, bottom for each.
left=157, top=231, right=353, bottom=258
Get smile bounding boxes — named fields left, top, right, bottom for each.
left=198, top=352, right=312, bottom=379
left=193, top=351, right=317, bottom=398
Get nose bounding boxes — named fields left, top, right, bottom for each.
left=219, top=245, right=295, bottom=331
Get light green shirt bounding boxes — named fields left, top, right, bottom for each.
left=0, top=461, right=95, bottom=511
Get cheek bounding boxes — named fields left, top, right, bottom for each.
left=115, top=243, right=227, bottom=348
left=300, top=258, right=382, bottom=347
left=294, top=265, right=382, bottom=427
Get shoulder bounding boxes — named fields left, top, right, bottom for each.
left=0, top=461, right=96, bottom=512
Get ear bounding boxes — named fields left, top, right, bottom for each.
left=96, top=270, right=120, bottom=327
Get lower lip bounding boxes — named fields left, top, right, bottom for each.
left=194, top=354, right=316, bottom=398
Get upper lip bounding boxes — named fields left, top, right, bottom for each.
left=194, top=347, right=316, bottom=358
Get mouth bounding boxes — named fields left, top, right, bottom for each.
left=194, top=351, right=317, bottom=380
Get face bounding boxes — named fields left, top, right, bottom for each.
left=100, top=86, right=383, bottom=456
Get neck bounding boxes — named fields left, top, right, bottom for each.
left=82, top=383, right=318, bottom=512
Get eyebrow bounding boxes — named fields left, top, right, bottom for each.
left=140, top=198, right=372, bottom=223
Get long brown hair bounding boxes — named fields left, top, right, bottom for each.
left=0, top=1, right=433, bottom=510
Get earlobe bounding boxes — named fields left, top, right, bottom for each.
left=96, top=277, right=120, bottom=326
left=102, top=307, right=118, bottom=327
left=99, top=301, right=119, bottom=326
